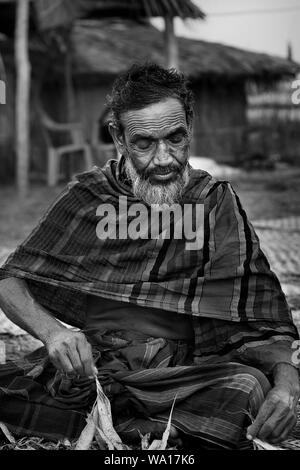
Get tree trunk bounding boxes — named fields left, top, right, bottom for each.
left=15, top=0, right=31, bottom=198
left=164, top=15, right=179, bottom=69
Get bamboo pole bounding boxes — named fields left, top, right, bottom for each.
left=15, top=0, right=31, bottom=197
left=164, top=15, right=179, bottom=69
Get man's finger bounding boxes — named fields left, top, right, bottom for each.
left=66, top=347, right=85, bottom=376
left=76, top=341, right=94, bottom=377
left=56, top=352, right=75, bottom=375
left=247, top=400, right=276, bottom=440
left=258, top=408, right=291, bottom=441
left=269, top=415, right=297, bottom=444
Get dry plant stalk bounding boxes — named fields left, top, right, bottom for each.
left=0, top=422, right=16, bottom=444
left=148, top=393, right=177, bottom=451
left=75, top=408, right=97, bottom=450
left=140, top=432, right=151, bottom=450
left=244, top=410, right=285, bottom=450
left=252, top=437, right=284, bottom=451
left=75, top=368, right=128, bottom=450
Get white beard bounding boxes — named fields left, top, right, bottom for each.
left=124, top=157, right=190, bottom=207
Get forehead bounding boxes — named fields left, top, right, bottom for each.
left=121, top=98, right=187, bottom=137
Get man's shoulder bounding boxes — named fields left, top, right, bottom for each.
left=189, top=166, right=214, bottom=182
left=187, top=166, right=230, bottom=202
left=74, top=162, right=114, bottom=185
left=64, top=159, right=119, bottom=195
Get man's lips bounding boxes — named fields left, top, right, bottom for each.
left=147, top=165, right=181, bottom=180
left=150, top=171, right=176, bottom=181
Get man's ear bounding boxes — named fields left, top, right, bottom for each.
left=109, top=124, right=125, bottom=155
left=187, top=120, right=193, bottom=141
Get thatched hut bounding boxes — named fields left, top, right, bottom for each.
left=53, top=19, right=298, bottom=164
left=0, top=0, right=205, bottom=184
left=0, top=32, right=48, bottom=181
left=0, top=16, right=298, bottom=182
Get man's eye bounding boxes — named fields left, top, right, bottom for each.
left=135, top=139, right=152, bottom=150
left=168, top=133, right=185, bottom=144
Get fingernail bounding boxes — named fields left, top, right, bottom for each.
left=246, top=434, right=253, bottom=440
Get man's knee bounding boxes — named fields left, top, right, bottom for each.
left=243, top=364, right=271, bottom=388
left=236, top=364, right=272, bottom=416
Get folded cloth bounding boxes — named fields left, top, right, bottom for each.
left=0, top=330, right=271, bottom=449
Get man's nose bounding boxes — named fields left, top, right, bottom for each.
left=153, top=140, right=173, bottom=165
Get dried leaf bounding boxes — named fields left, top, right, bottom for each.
left=148, top=393, right=178, bottom=451
left=140, top=432, right=151, bottom=450
left=148, top=439, right=163, bottom=450
left=0, top=422, right=16, bottom=444
left=160, top=393, right=178, bottom=450
left=253, top=438, right=284, bottom=450
left=17, top=445, right=36, bottom=451
left=96, top=424, right=114, bottom=450
left=62, top=438, right=71, bottom=447
left=75, top=368, right=128, bottom=450
left=93, top=372, right=128, bottom=450
left=95, top=429, right=107, bottom=450
left=75, top=410, right=96, bottom=450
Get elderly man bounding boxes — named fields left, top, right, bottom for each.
left=0, top=63, right=299, bottom=450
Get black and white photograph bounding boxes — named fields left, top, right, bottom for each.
left=0, top=0, right=299, bottom=454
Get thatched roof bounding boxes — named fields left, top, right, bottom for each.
left=71, top=19, right=300, bottom=82
left=0, top=0, right=205, bottom=35
left=33, top=0, right=204, bottom=31
left=78, top=0, right=205, bottom=20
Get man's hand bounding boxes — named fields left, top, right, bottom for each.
left=247, top=365, right=300, bottom=444
left=45, top=329, right=95, bottom=378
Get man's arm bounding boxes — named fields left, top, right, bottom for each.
left=233, top=322, right=300, bottom=443
left=193, top=317, right=300, bottom=444
left=0, top=277, right=94, bottom=377
left=207, top=181, right=300, bottom=443
left=247, top=362, right=300, bottom=444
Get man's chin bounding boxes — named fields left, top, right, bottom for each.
left=124, top=157, right=190, bottom=206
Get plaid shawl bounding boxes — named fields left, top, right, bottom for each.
left=0, top=157, right=292, bottom=330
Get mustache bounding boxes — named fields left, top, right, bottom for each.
left=143, top=164, right=183, bottom=178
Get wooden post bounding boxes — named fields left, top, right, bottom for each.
left=164, top=15, right=179, bottom=69
left=15, top=0, right=31, bottom=197
left=64, top=36, right=76, bottom=178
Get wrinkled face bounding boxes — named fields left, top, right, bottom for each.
left=111, top=98, right=192, bottom=206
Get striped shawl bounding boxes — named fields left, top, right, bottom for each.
left=0, top=157, right=293, bottom=333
